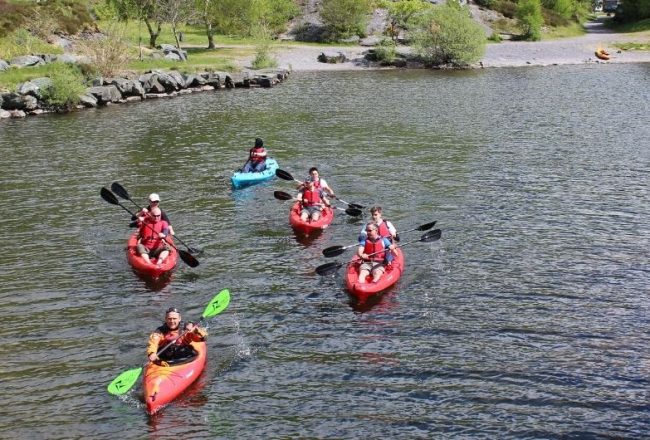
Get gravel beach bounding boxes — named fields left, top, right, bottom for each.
left=242, top=18, right=650, bottom=72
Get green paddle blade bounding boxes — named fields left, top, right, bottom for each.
left=107, top=367, right=143, bottom=395
left=202, top=289, right=231, bottom=319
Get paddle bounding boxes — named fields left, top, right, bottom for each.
left=107, top=289, right=231, bottom=396
left=110, top=182, right=201, bottom=255
left=315, top=229, right=442, bottom=276
left=322, top=220, right=438, bottom=257
left=275, top=168, right=364, bottom=209
left=100, top=187, right=199, bottom=268
left=273, top=190, right=361, bottom=217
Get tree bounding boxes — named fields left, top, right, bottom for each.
left=321, top=0, right=373, bottom=40
left=615, top=0, right=650, bottom=22
left=108, top=0, right=164, bottom=48
left=379, top=0, right=432, bottom=41
left=517, top=0, right=543, bottom=41
left=201, top=0, right=298, bottom=43
left=411, top=1, right=486, bottom=67
left=157, top=0, right=197, bottom=49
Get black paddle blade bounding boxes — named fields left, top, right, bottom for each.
left=345, top=207, right=362, bottom=217
left=178, top=249, right=200, bottom=267
left=322, top=246, right=346, bottom=258
left=421, top=229, right=442, bottom=242
left=101, top=187, right=119, bottom=205
left=349, top=203, right=365, bottom=209
left=274, top=190, right=293, bottom=201
left=315, top=261, right=342, bottom=276
left=275, top=169, right=294, bottom=181
left=110, top=182, right=130, bottom=200
left=416, top=221, right=437, bottom=231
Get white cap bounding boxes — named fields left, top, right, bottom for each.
left=148, top=193, right=160, bottom=202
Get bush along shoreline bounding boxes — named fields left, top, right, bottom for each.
left=0, top=65, right=291, bottom=119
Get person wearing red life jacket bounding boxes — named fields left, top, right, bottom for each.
left=357, top=221, right=397, bottom=283
left=299, top=179, right=331, bottom=222
left=147, top=307, right=207, bottom=364
left=297, top=167, right=335, bottom=198
left=242, top=137, right=268, bottom=173
left=136, top=206, right=171, bottom=267
left=359, top=206, right=398, bottom=244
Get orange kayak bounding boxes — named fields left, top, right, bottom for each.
left=143, top=340, right=207, bottom=415
left=126, top=232, right=177, bottom=278
left=595, top=48, right=610, bottom=60
left=345, top=248, right=405, bottom=301
left=289, top=201, right=335, bottom=233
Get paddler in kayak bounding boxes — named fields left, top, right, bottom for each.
left=147, top=307, right=207, bottom=365
left=359, top=206, right=398, bottom=243
left=136, top=206, right=171, bottom=268
left=357, top=221, right=397, bottom=284
left=134, top=192, right=175, bottom=236
left=297, top=167, right=335, bottom=198
left=242, top=137, right=268, bottom=173
left=298, top=179, right=331, bottom=222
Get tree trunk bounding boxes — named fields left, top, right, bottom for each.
left=145, top=19, right=161, bottom=48
left=206, top=23, right=215, bottom=49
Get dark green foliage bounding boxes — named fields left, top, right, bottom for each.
left=492, top=0, right=518, bottom=18
left=615, top=0, right=650, bottom=22
left=0, top=0, right=28, bottom=37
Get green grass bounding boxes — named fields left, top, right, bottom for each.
left=0, top=64, right=60, bottom=91
left=615, top=41, right=650, bottom=50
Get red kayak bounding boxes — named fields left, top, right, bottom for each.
left=126, top=232, right=178, bottom=278
left=143, top=340, right=207, bottom=415
left=345, top=248, right=405, bottom=301
left=289, top=201, right=335, bottom=233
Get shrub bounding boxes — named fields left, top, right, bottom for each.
left=374, top=38, right=397, bottom=63
left=41, top=63, right=86, bottom=109
left=321, top=0, right=373, bottom=40
left=411, top=2, right=486, bottom=67
left=517, top=0, right=544, bottom=40
left=250, top=25, right=278, bottom=69
left=76, top=23, right=132, bottom=77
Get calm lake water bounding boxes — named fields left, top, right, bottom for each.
left=1, top=63, right=649, bottom=439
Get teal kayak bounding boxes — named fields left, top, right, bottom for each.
left=231, top=158, right=279, bottom=189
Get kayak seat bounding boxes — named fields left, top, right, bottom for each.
left=159, top=345, right=199, bottom=365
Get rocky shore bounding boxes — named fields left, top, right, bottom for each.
left=0, top=68, right=290, bottom=119
left=1, top=18, right=647, bottom=120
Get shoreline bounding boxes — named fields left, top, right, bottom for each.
left=243, top=19, right=650, bottom=72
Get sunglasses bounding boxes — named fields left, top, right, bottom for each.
left=166, top=307, right=179, bottom=314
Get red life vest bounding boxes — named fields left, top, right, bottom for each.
left=249, top=146, right=267, bottom=164
left=310, top=178, right=322, bottom=189
left=139, top=220, right=169, bottom=249
left=363, top=237, right=388, bottom=262
left=302, top=189, right=321, bottom=207
left=377, top=220, right=392, bottom=238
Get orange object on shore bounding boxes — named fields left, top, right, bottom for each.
left=595, top=48, right=610, bottom=60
